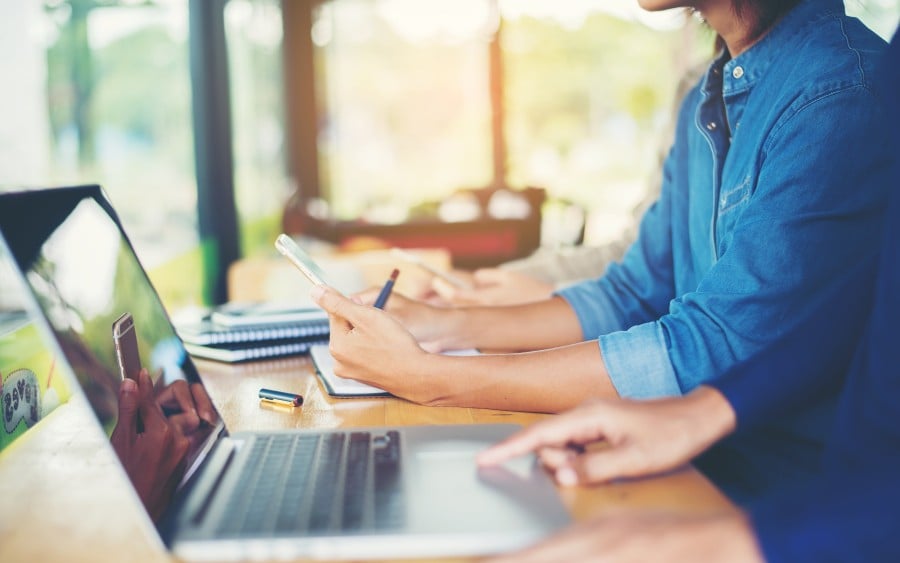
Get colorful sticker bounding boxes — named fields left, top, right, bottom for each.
left=0, top=318, right=70, bottom=451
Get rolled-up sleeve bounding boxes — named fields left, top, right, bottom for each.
left=555, top=128, right=683, bottom=398
left=599, top=322, right=681, bottom=398
left=556, top=280, right=631, bottom=341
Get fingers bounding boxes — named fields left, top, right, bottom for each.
left=137, top=369, right=168, bottom=430
left=137, top=366, right=155, bottom=405
left=477, top=414, right=596, bottom=467
left=478, top=402, right=613, bottom=466
left=190, top=383, right=217, bottom=426
left=312, top=285, right=368, bottom=326
left=115, top=378, right=140, bottom=441
left=536, top=445, right=580, bottom=470
left=536, top=447, right=632, bottom=486
left=568, top=448, right=642, bottom=485
left=156, top=380, right=199, bottom=427
left=351, top=287, right=380, bottom=306
left=430, top=277, right=462, bottom=302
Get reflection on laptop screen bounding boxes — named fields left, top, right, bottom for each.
left=0, top=186, right=222, bottom=521
left=0, top=251, right=73, bottom=452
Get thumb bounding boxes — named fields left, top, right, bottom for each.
left=311, top=285, right=365, bottom=325
left=430, top=277, right=460, bottom=301
left=562, top=446, right=644, bottom=486
left=116, top=378, right=139, bottom=439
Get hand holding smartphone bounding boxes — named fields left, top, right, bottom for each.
left=113, top=312, right=142, bottom=381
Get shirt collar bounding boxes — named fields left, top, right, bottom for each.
left=719, top=0, right=846, bottom=95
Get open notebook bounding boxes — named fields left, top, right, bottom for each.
left=310, top=344, right=480, bottom=397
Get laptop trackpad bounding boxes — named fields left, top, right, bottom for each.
left=407, top=441, right=561, bottom=534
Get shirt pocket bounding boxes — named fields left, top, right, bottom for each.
left=716, top=174, right=755, bottom=254
left=718, top=175, right=753, bottom=215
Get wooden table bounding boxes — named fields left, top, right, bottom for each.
left=0, top=355, right=734, bottom=563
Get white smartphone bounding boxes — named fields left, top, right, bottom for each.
left=274, top=234, right=334, bottom=288
left=390, top=247, right=474, bottom=290
left=112, top=312, right=142, bottom=381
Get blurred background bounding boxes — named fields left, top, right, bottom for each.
left=1, top=0, right=898, bottom=309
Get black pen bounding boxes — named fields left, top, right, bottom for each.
left=373, top=268, right=399, bottom=309
left=258, top=388, right=303, bottom=407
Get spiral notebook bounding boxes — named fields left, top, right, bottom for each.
left=174, top=304, right=330, bottom=363
left=175, top=315, right=329, bottom=346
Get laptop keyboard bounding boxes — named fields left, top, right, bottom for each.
left=215, top=431, right=404, bottom=536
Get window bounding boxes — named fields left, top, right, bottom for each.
left=0, top=0, right=201, bottom=309
left=294, top=0, right=899, bottom=252
left=225, top=0, right=293, bottom=257
left=297, top=1, right=709, bottom=248
left=311, top=0, right=495, bottom=221
left=2, top=0, right=898, bottom=303
left=500, top=4, right=709, bottom=245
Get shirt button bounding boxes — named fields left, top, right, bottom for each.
left=706, top=122, right=717, bottom=131
left=732, top=66, right=745, bottom=79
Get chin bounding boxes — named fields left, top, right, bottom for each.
left=637, top=0, right=690, bottom=11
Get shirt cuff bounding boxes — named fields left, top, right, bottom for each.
left=599, top=322, right=682, bottom=398
left=556, top=281, right=625, bottom=340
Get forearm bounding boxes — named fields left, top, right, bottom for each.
left=674, top=386, right=737, bottom=458
left=447, top=296, right=584, bottom=352
left=417, top=340, right=616, bottom=413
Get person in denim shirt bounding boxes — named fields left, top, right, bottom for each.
left=477, top=27, right=900, bottom=562
left=312, top=0, right=893, bottom=495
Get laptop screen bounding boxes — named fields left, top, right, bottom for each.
left=0, top=185, right=223, bottom=522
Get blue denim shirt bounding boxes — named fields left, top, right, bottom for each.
left=747, top=29, right=900, bottom=562
left=558, top=0, right=892, bottom=401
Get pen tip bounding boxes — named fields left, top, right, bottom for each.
left=390, top=268, right=399, bottom=281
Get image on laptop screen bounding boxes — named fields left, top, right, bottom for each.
left=0, top=186, right=222, bottom=520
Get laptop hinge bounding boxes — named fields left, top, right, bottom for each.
left=158, top=436, right=236, bottom=546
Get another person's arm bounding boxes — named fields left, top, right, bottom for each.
left=313, top=285, right=615, bottom=412
left=486, top=510, right=762, bottom=563
left=430, top=268, right=555, bottom=306
left=365, top=290, right=583, bottom=353
left=477, top=385, right=736, bottom=484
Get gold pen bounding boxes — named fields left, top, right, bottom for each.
left=258, top=387, right=303, bottom=407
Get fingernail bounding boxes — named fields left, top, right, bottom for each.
left=556, top=467, right=578, bottom=486
left=121, top=378, right=137, bottom=392
left=310, top=285, right=325, bottom=301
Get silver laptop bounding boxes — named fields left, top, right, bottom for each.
left=0, top=185, right=569, bottom=560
